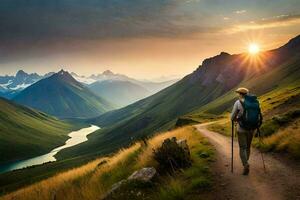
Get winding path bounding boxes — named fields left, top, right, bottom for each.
left=194, top=123, right=300, bottom=200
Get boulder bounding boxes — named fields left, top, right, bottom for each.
left=102, top=167, right=156, bottom=199
left=128, top=167, right=156, bottom=182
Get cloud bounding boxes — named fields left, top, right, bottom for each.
left=0, top=0, right=228, bottom=61
left=0, top=0, right=200, bottom=44
left=227, top=14, right=300, bottom=33
left=234, top=10, right=247, bottom=14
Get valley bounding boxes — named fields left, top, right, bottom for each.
left=0, top=125, right=100, bottom=174
left=0, top=35, right=299, bottom=200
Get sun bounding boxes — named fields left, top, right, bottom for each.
left=248, top=43, right=260, bottom=55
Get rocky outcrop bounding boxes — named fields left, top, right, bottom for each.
left=128, top=167, right=157, bottom=182
left=103, top=167, right=157, bottom=200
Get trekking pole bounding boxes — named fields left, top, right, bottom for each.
left=231, top=120, right=234, bottom=173
left=257, top=128, right=267, bottom=173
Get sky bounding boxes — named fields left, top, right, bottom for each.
left=0, top=0, right=299, bottom=79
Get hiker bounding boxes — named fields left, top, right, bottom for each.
left=231, top=87, right=262, bottom=175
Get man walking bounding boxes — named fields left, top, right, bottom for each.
left=231, top=87, right=262, bottom=175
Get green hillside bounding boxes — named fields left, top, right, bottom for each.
left=13, top=70, right=114, bottom=118
left=0, top=98, right=75, bottom=164
left=56, top=35, right=300, bottom=160
left=188, top=53, right=300, bottom=118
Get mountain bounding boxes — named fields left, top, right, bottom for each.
left=88, top=80, right=152, bottom=108
left=186, top=35, right=300, bottom=117
left=89, top=70, right=131, bottom=82
left=0, top=98, right=75, bottom=164
left=77, top=70, right=178, bottom=94
left=70, top=72, right=97, bottom=85
left=13, top=70, right=114, bottom=118
left=0, top=70, right=44, bottom=99
left=1, top=69, right=178, bottom=107
left=73, top=70, right=178, bottom=107
left=56, top=35, right=300, bottom=159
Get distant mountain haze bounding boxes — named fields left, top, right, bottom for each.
left=88, top=80, right=152, bottom=108
left=13, top=70, right=114, bottom=118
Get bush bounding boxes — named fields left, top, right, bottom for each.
left=153, top=137, right=191, bottom=172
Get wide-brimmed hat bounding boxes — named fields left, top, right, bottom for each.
left=235, top=87, right=249, bottom=94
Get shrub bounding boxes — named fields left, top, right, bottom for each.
left=153, top=137, right=191, bottom=172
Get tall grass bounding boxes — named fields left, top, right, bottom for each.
left=1, top=144, right=141, bottom=200
left=1, top=126, right=213, bottom=200
left=257, top=119, right=300, bottom=159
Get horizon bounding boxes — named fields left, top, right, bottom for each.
left=0, top=0, right=300, bottom=79
left=0, top=68, right=184, bottom=82
left=1, top=34, right=298, bottom=80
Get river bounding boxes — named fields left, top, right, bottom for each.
left=0, top=125, right=100, bottom=174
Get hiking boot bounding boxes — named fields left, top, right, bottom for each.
left=243, top=165, right=250, bottom=175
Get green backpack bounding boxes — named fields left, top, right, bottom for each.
left=239, top=94, right=263, bottom=130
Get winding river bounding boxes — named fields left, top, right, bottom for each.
left=0, top=125, right=100, bottom=174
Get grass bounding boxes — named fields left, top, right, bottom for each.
left=0, top=98, right=79, bottom=164
left=259, top=109, right=300, bottom=136
left=157, top=178, right=185, bottom=200
left=206, top=119, right=231, bottom=137
left=0, top=155, right=98, bottom=195
left=1, top=126, right=214, bottom=200
left=254, top=119, right=300, bottom=159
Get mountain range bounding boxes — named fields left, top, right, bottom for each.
left=0, top=70, right=45, bottom=99
left=13, top=70, right=114, bottom=118
left=0, top=70, right=178, bottom=108
left=55, top=35, right=300, bottom=159
left=72, top=70, right=178, bottom=106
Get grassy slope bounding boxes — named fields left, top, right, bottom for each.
left=0, top=98, right=76, bottom=164
left=189, top=54, right=300, bottom=117
left=13, top=72, right=114, bottom=118
left=1, top=126, right=214, bottom=200
left=201, top=56, right=300, bottom=158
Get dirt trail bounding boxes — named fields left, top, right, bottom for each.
left=195, top=123, right=300, bottom=200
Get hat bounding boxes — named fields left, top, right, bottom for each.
left=235, top=87, right=249, bottom=94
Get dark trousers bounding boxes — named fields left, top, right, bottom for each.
left=237, top=130, right=254, bottom=167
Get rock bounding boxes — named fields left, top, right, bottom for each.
left=109, top=179, right=127, bottom=194
left=177, top=139, right=191, bottom=156
left=128, top=167, right=156, bottom=182
left=102, top=167, right=157, bottom=199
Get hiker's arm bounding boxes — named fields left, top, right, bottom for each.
left=231, top=101, right=239, bottom=121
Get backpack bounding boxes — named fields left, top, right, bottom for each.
left=238, top=94, right=263, bottom=130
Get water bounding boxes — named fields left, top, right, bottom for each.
left=0, top=125, right=100, bottom=174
